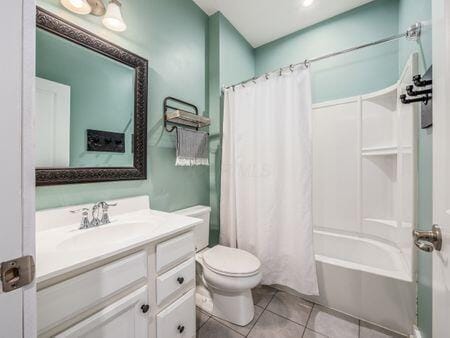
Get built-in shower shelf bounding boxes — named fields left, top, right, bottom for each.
left=362, top=146, right=398, bottom=156
left=362, top=84, right=398, bottom=111
left=363, top=218, right=398, bottom=228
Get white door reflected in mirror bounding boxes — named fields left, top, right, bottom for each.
left=36, top=77, right=71, bottom=168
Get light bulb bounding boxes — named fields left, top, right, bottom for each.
left=302, top=0, right=315, bottom=7
left=60, top=0, right=92, bottom=15
left=102, top=0, right=127, bottom=32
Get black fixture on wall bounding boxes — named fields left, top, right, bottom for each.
left=400, top=66, right=433, bottom=129
left=87, top=129, right=125, bottom=153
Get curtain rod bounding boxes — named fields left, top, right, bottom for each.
left=222, top=22, right=424, bottom=91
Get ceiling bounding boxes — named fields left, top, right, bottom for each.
left=192, top=0, right=376, bottom=47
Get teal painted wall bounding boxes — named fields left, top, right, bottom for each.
left=36, top=0, right=210, bottom=212
left=36, top=28, right=134, bottom=167
left=208, top=13, right=255, bottom=244
left=399, top=1, right=433, bottom=337
left=255, top=0, right=400, bottom=104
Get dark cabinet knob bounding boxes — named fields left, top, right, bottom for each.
left=177, top=325, right=185, bottom=333
left=141, top=304, right=150, bottom=313
left=177, top=277, right=184, bottom=284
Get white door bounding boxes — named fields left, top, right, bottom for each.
left=432, top=0, right=450, bottom=337
left=0, top=1, right=36, bottom=338
left=35, top=77, right=71, bottom=167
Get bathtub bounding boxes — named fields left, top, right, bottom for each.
left=303, top=230, right=415, bottom=336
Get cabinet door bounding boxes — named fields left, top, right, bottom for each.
left=157, top=289, right=195, bottom=338
left=56, top=286, right=149, bottom=338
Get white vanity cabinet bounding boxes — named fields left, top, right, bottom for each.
left=55, top=286, right=149, bottom=338
left=37, top=230, right=196, bottom=338
left=155, top=232, right=196, bottom=338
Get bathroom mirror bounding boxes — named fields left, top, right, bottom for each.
left=35, top=7, right=148, bottom=185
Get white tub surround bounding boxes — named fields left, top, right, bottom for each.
left=307, top=230, right=415, bottom=335
left=36, top=196, right=200, bottom=338
left=311, top=54, right=418, bottom=335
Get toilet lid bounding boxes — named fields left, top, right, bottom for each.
left=203, top=245, right=261, bottom=277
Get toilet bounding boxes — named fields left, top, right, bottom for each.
left=175, top=205, right=262, bottom=326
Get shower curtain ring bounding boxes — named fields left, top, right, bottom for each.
left=265, top=73, right=270, bottom=80
left=304, top=59, right=311, bottom=68
left=289, top=64, right=294, bottom=72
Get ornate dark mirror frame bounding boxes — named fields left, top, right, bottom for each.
left=36, top=7, right=148, bottom=186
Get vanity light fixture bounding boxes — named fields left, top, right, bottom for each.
left=60, top=0, right=127, bottom=32
left=302, top=0, right=315, bottom=7
left=60, top=0, right=92, bottom=15
left=102, top=0, right=127, bottom=32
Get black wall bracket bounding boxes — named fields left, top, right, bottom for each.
left=400, top=66, right=433, bottom=128
left=400, top=77, right=432, bottom=105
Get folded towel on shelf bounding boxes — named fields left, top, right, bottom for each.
left=176, top=128, right=209, bottom=166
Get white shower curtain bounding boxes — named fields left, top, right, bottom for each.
left=220, top=66, right=319, bottom=295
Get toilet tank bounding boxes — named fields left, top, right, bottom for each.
left=174, top=205, right=211, bottom=252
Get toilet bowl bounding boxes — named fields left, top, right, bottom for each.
left=197, top=245, right=262, bottom=326
left=174, top=206, right=262, bottom=327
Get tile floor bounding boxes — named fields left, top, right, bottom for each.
left=196, top=286, right=406, bottom=338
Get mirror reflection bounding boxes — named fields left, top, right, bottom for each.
left=35, top=28, right=135, bottom=168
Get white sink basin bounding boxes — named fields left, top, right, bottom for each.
left=36, top=201, right=202, bottom=283
left=57, top=222, right=159, bottom=251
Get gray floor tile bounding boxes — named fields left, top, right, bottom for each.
left=303, top=328, right=328, bottom=338
left=306, top=305, right=359, bottom=338
left=214, top=305, right=263, bottom=336
left=252, top=285, right=277, bottom=308
left=360, top=321, right=406, bottom=338
left=247, top=310, right=305, bottom=338
left=197, top=318, right=244, bottom=338
left=266, top=291, right=313, bottom=325
left=196, top=308, right=210, bottom=330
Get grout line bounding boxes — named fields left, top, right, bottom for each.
left=244, top=307, right=265, bottom=337
left=196, top=309, right=211, bottom=331
left=197, top=317, right=211, bottom=332
left=264, top=307, right=309, bottom=328
left=209, top=317, right=246, bottom=337
left=264, top=289, right=278, bottom=310
left=302, top=303, right=315, bottom=337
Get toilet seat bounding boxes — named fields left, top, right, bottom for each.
left=202, top=245, right=261, bottom=277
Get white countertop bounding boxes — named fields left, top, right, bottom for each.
left=36, top=209, right=201, bottom=284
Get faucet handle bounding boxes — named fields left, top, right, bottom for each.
left=100, top=202, right=117, bottom=209
left=70, top=208, right=90, bottom=229
left=99, top=202, right=117, bottom=225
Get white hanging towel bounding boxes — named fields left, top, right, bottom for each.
left=220, top=67, right=319, bottom=295
left=175, top=128, right=209, bottom=166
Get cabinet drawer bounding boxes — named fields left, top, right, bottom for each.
left=157, top=289, right=195, bottom=338
left=156, top=232, right=194, bottom=273
left=38, top=251, right=147, bottom=333
left=55, top=286, right=149, bottom=338
left=157, top=257, right=195, bottom=305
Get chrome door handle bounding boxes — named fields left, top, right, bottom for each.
left=413, top=224, right=442, bottom=252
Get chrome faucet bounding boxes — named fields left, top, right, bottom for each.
left=71, top=201, right=117, bottom=230
left=70, top=208, right=91, bottom=230
left=97, top=201, right=117, bottom=225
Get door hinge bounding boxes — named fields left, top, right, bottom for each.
left=0, top=255, right=35, bottom=292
